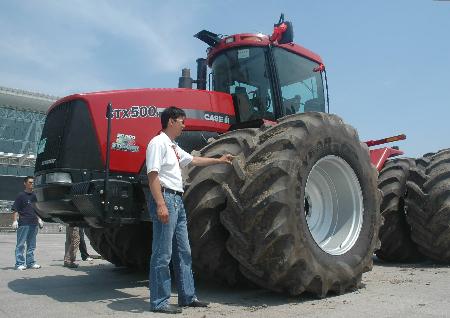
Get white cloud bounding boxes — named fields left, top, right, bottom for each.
left=0, top=0, right=206, bottom=95
left=34, top=0, right=202, bottom=71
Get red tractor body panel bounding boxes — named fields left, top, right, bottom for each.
left=369, top=147, right=404, bottom=171
left=50, top=88, right=235, bottom=174
left=365, top=134, right=406, bottom=171
left=207, top=33, right=324, bottom=65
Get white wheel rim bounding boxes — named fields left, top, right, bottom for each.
left=304, top=155, right=363, bottom=255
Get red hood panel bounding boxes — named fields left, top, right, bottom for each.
left=53, top=88, right=235, bottom=173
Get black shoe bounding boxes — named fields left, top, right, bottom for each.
left=151, top=304, right=182, bottom=314
left=184, top=299, right=209, bottom=308
left=63, top=262, right=79, bottom=268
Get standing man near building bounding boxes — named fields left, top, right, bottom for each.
left=146, top=107, right=233, bottom=314
left=12, top=176, right=43, bottom=270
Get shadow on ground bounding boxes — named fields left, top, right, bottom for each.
left=8, top=265, right=149, bottom=313
left=6, top=262, right=321, bottom=313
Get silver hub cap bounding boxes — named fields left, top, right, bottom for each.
left=305, top=155, right=363, bottom=255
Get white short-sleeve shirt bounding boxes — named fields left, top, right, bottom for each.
left=146, top=132, right=193, bottom=193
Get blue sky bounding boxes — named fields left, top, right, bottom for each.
left=1, top=0, right=449, bottom=157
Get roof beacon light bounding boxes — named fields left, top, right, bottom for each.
left=270, top=13, right=294, bottom=44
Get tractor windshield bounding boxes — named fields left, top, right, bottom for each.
left=273, top=47, right=326, bottom=115
left=211, top=47, right=276, bottom=121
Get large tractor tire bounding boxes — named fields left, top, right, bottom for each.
left=220, top=112, right=381, bottom=297
left=183, top=129, right=257, bottom=285
left=375, top=158, right=424, bottom=262
left=85, top=223, right=152, bottom=270
left=406, top=149, right=450, bottom=262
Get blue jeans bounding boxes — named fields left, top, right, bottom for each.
left=15, top=225, right=38, bottom=268
left=148, top=192, right=196, bottom=310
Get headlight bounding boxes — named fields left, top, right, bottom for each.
left=35, top=175, right=43, bottom=186
left=45, top=172, right=72, bottom=184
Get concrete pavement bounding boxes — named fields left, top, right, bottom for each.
left=1, top=232, right=450, bottom=318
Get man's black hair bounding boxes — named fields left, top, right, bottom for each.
left=161, top=107, right=186, bottom=129
left=23, top=176, right=34, bottom=183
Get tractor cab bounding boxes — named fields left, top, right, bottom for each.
left=195, top=16, right=327, bottom=124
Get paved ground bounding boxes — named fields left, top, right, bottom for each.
left=1, top=233, right=449, bottom=318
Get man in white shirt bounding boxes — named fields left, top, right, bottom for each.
left=146, top=106, right=233, bottom=314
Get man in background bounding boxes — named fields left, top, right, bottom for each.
left=64, top=225, right=80, bottom=268
left=12, top=176, right=43, bottom=270
left=79, top=227, right=94, bottom=261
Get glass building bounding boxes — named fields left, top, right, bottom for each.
left=0, top=86, right=57, bottom=212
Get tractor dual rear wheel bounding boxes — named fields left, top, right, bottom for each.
left=183, top=129, right=257, bottom=285
left=376, top=158, right=424, bottom=262
left=220, top=112, right=381, bottom=296
left=406, top=149, right=450, bottom=262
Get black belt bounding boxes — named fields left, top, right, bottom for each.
left=161, top=187, right=183, bottom=196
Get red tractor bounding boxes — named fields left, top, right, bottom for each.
left=34, top=16, right=413, bottom=296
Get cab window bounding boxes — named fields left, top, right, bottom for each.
left=273, top=48, right=325, bottom=115
left=212, top=47, right=275, bottom=121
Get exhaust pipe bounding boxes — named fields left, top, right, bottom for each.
left=178, top=68, right=193, bottom=89
left=196, top=58, right=207, bottom=90
left=177, top=58, right=207, bottom=90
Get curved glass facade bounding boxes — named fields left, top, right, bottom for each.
left=0, top=88, right=56, bottom=214
left=0, top=106, right=45, bottom=176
